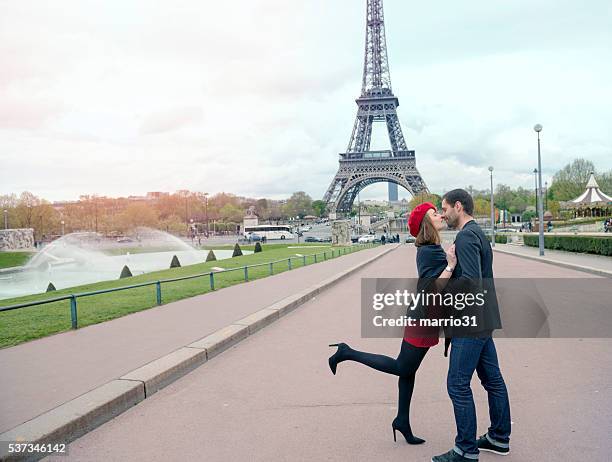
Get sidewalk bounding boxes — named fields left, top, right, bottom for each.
left=0, top=245, right=392, bottom=434
left=49, top=246, right=612, bottom=461
left=493, top=243, right=612, bottom=276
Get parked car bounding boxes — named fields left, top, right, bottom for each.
left=116, top=236, right=135, bottom=243
left=305, top=236, right=321, bottom=242
left=358, top=234, right=376, bottom=243
left=405, top=236, right=416, bottom=244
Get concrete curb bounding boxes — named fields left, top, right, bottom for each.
left=120, top=347, right=208, bottom=397
left=0, top=380, right=144, bottom=461
left=493, top=247, right=612, bottom=278
left=0, top=244, right=398, bottom=461
left=233, top=308, right=280, bottom=335
left=187, top=324, right=250, bottom=360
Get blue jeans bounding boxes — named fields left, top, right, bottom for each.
left=448, top=337, right=511, bottom=457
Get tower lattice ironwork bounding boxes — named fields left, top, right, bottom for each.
left=323, top=0, right=428, bottom=217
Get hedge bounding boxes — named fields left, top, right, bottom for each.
left=495, top=235, right=509, bottom=244
left=551, top=218, right=605, bottom=228
left=523, top=235, right=612, bottom=256
left=485, top=235, right=509, bottom=244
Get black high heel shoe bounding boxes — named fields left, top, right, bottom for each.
left=328, top=343, right=350, bottom=375
left=392, top=417, right=425, bottom=445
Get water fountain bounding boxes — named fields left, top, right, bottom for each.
left=0, top=228, right=251, bottom=300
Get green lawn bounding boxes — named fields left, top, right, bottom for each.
left=102, top=242, right=327, bottom=255
left=0, top=252, right=33, bottom=269
left=0, top=244, right=373, bottom=348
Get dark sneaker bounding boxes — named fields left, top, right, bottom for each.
left=477, top=433, right=510, bottom=455
left=432, top=449, right=477, bottom=462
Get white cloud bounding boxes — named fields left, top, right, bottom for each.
left=0, top=0, right=611, bottom=203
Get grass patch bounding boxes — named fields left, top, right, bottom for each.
left=0, top=252, right=33, bottom=269
left=199, top=242, right=329, bottom=251
left=97, top=242, right=327, bottom=255
left=0, top=244, right=373, bottom=348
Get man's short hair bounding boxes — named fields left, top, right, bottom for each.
left=443, top=189, right=474, bottom=215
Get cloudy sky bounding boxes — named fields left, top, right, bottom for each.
left=1, top=0, right=611, bottom=202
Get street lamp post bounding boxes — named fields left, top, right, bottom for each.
left=61, top=220, right=65, bottom=236
left=3, top=209, right=7, bottom=230
left=534, top=124, right=545, bottom=256
left=203, top=193, right=209, bottom=237
left=184, top=195, right=189, bottom=229
left=296, top=216, right=301, bottom=244
left=357, top=192, right=361, bottom=235
left=533, top=168, right=538, bottom=225
left=488, top=166, right=495, bottom=247
left=94, top=198, right=98, bottom=234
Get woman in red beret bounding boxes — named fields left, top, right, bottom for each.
left=327, top=202, right=456, bottom=445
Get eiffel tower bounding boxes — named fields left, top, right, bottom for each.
left=323, top=0, right=428, bottom=218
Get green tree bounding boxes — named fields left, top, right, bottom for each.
left=15, top=191, right=39, bottom=228
left=284, top=192, right=313, bottom=218
left=256, top=198, right=269, bottom=219
left=597, top=171, right=612, bottom=195
left=494, top=184, right=513, bottom=212
left=548, top=200, right=561, bottom=218
left=548, top=159, right=596, bottom=201
left=473, top=197, right=491, bottom=217
left=219, top=203, right=243, bottom=223
left=509, top=187, right=532, bottom=213
left=522, top=210, right=537, bottom=222
left=0, top=194, right=18, bottom=230
left=116, top=203, right=159, bottom=232
left=409, top=193, right=441, bottom=209
left=311, top=200, right=327, bottom=217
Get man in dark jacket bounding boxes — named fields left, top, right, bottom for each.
left=432, top=189, right=511, bottom=462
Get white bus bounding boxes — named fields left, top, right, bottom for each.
left=244, top=225, right=294, bottom=240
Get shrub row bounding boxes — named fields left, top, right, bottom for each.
left=523, top=235, right=612, bottom=256
left=485, top=235, right=509, bottom=244
left=495, top=235, right=509, bottom=244
left=551, top=218, right=605, bottom=228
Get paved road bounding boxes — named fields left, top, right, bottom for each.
left=48, top=246, right=612, bottom=461
left=0, top=245, right=389, bottom=434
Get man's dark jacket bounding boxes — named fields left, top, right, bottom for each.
left=445, top=219, right=502, bottom=336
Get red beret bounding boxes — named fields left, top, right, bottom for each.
left=408, top=202, right=436, bottom=237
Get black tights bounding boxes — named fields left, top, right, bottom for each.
left=342, top=341, right=428, bottom=426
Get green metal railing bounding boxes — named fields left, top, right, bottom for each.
left=0, top=243, right=379, bottom=329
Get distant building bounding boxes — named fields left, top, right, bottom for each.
left=146, top=191, right=170, bottom=200
left=51, top=200, right=78, bottom=212
left=363, top=199, right=388, bottom=207
left=388, top=183, right=398, bottom=202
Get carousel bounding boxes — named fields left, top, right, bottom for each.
left=564, top=172, right=612, bottom=218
